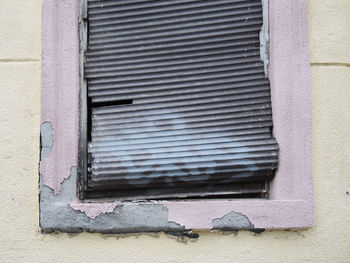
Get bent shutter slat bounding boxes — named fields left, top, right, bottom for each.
left=85, top=0, right=279, bottom=198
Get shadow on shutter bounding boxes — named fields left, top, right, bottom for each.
left=84, top=0, right=279, bottom=200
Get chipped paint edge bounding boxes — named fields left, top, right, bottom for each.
left=40, top=0, right=314, bottom=233
left=212, top=211, right=254, bottom=230
left=69, top=199, right=119, bottom=219
left=40, top=0, right=80, bottom=194
left=40, top=167, right=186, bottom=233
left=163, top=199, right=313, bottom=230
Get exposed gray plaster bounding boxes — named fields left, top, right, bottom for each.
left=40, top=122, right=54, bottom=160
left=40, top=167, right=186, bottom=234
left=260, top=0, right=269, bottom=76
left=212, top=211, right=254, bottom=231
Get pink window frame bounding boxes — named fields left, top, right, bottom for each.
left=40, top=0, right=313, bottom=231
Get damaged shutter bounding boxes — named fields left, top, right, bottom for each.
left=84, top=0, right=279, bottom=199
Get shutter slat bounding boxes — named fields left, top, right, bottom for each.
left=86, top=39, right=260, bottom=62
left=92, top=82, right=269, bottom=104
left=92, top=98, right=271, bottom=126
left=90, top=128, right=271, bottom=146
left=89, top=19, right=262, bottom=46
left=88, top=1, right=261, bottom=21
left=88, top=0, right=204, bottom=14
left=92, top=101, right=272, bottom=123
left=93, top=110, right=272, bottom=131
left=85, top=47, right=260, bottom=72
left=90, top=133, right=272, bottom=152
left=89, top=80, right=268, bottom=99
left=92, top=116, right=273, bottom=137
left=90, top=77, right=268, bottom=99
left=91, top=83, right=269, bottom=104
left=87, top=28, right=261, bottom=52
left=90, top=7, right=262, bottom=36
left=86, top=55, right=262, bottom=79
left=88, top=0, right=259, bottom=14
left=92, top=156, right=278, bottom=175
left=89, top=12, right=262, bottom=38
left=86, top=34, right=259, bottom=57
left=93, top=143, right=279, bottom=162
left=92, top=113, right=272, bottom=133
left=88, top=66, right=265, bottom=94
left=88, top=71, right=266, bottom=95
left=92, top=155, right=278, bottom=173
left=93, top=101, right=271, bottom=119
left=90, top=163, right=277, bottom=188
left=93, top=138, right=277, bottom=157
left=85, top=0, right=279, bottom=198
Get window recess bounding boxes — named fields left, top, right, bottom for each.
left=80, top=0, right=279, bottom=200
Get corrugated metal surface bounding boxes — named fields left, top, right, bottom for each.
left=85, top=0, right=279, bottom=197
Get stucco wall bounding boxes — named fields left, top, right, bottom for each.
left=0, top=0, right=349, bottom=262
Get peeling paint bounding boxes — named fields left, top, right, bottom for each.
left=163, top=200, right=314, bottom=230
left=40, top=0, right=79, bottom=194
left=40, top=167, right=186, bottom=233
left=40, top=122, right=54, bottom=160
left=69, top=199, right=119, bottom=219
left=212, top=211, right=254, bottom=230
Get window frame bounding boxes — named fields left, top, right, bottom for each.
left=39, top=0, right=313, bottom=233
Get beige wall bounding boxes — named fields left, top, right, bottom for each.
left=0, top=0, right=349, bottom=262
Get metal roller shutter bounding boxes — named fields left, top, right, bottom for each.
left=84, top=0, right=279, bottom=199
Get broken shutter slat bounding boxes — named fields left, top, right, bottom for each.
left=85, top=0, right=279, bottom=199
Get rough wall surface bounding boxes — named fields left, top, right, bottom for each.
left=0, top=0, right=349, bottom=262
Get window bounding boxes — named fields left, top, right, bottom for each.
left=39, top=0, right=313, bottom=233
left=80, top=0, right=279, bottom=200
